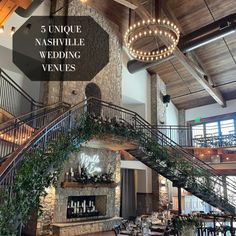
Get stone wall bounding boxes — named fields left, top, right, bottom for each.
left=150, top=74, right=168, bottom=213
left=43, top=0, right=122, bottom=106
left=52, top=217, right=122, bottom=236
left=36, top=188, right=56, bottom=236
left=151, top=74, right=167, bottom=125
left=158, top=176, right=169, bottom=211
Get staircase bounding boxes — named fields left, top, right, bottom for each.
left=0, top=68, right=43, bottom=119
left=0, top=68, right=71, bottom=164
left=0, top=102, right=70, bottom=165
left=0, top=98, right=236, bottom=232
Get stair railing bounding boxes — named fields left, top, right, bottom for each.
left=0, top=102, right=70, bottom=162
left=90, top=99, right=236, bottom=210
left=0, top=98, right=236, bottom=215
left=0, top=69, right=43, bottom=118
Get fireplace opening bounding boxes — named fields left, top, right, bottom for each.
left=67, top=195, right=107, bottom=219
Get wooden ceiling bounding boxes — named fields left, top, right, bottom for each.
left=0, top=0, right=32, bottom=27
left=91, top=0, right=236, bottom=110
left=147, top=0, right=236, bottom=109
left=85, top=0, right=129, bottom=37
left=2, top=0, right=235, bottom=110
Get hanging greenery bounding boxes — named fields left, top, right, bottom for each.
left=0, top=128, right=89, bottom=235
left=172, top=215, right=202, bottom=233
left=0, top=113, right=219, bottom=235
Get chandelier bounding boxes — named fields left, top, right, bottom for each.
left=124, top=18, right=180, bottom=62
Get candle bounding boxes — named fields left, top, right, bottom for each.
left=83, top=200, right=86, bottom=213
left=78, top=165, right=81, bottom=176
left=70, top=168, right=74, bottom=177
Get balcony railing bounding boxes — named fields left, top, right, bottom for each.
left=155, top=125, right=236, bottom=148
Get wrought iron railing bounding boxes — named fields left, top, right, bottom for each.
left=0, top=102, right=70, bottom=163
left=0, top=98, right=236, bottom=231
left=0, top=69, right=43, bottom=118
left=156, top=125, right=236, bottom=148
left=92, top=100, right=236, bottom=211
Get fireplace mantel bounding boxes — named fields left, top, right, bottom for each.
left=61, top=181, right=118, bottom=188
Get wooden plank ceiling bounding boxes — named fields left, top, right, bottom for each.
left=91, top=0, right=236, bottom=109
left=148, top=0, right=236, bottom=109
left=85, top=0, right=129, bottom=37
left=2, top=0, right=235, bottom=110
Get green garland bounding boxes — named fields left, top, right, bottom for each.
left=0, top=128, right=89, bottom=235
left=172, top=215, right=201, bottom=232
left=0, top=113, right=219, bottom=235
left=74, top=166, right=114, bottom=184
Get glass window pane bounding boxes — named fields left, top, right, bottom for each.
left=192, top=125, right=204, bottom=138
left=205, top=122, right=219, bottom=137
left=220, top=119, right=234, bottom=135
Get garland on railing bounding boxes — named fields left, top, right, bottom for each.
left=0, top=129, right=87, bottom=235
left=0, top=113, right=228, bottom=235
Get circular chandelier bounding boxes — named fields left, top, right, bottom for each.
left=124, top=18, right=180, bottom=62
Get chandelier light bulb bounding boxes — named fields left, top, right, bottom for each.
left=124, top=17, right=180, bottom=62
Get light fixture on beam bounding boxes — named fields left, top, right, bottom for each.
left=124, top=18, right=180, bottom=62
left=0, top=26, right=4, bottom=33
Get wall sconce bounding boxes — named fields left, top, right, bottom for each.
left=160, top=179, right=166, bottom=187
left=10, top=27, right=16, bottom=36
left=163, top=94, right=171, bottom=107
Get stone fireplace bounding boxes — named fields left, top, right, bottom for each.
left=36, top=146, right=121, bottom=236
left=54, top=183, right=119, bottom=223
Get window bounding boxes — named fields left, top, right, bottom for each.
left=191, top=118, right=236, bottom=147
left=220, top=119, right=234, bottom=135
left=192, top=124, right=204, bottom=139
left=205, top=122, right=219, bottom=137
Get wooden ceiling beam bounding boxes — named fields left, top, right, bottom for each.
left=161, top=0, right=183, bottom=33
left=173, top=47, right=225, bottom=106
left=161, top=0, right=225, bottom=106
left=120, top=0, right=226, bottom=107
left=187, top=52, right=215, bottom=86
left=115, top=0, right=226, bottom=106
left=113, top=0, right=138, bottom=10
